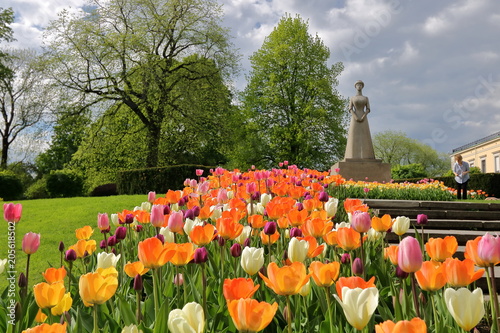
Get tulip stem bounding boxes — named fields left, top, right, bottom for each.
left=201, top=263, right=207, bottom=319
left=485, top=268, right=497, bottom=332
left=325, top=287, right=334, bottom=333
left=25, top=254, right=31, bottom=291
left=359, top=232, right=365, bottom=280
left=410, top=273, right=421, bottom=318
left=153, top=268, right=159, bottom=319
left=93, top=305, right=99, bottom=333
left=490, top=266, right=500, bottom=331
left=286, top=295, right=292, bottom=333
left=136, top=290, right=142, bottom=324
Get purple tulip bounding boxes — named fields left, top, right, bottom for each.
left=194, top=247, right=209, bottom=264
left=416, top=214, right=428, bottom=226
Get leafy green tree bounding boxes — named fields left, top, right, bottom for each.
left=43, top=0, right=238, bottom=168
left=391, top=163, right=427, bottom=180
left=35, top=109, right=90, bottom=176
left=0, top=7, right=14, bottom=81
left=237, top=15, right=347, bottom=170
left=373, top=130, right=449, bottom=177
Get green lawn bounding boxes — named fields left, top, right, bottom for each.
left=0, top=195, right=147, bottom=290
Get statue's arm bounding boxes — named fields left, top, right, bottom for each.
left=360, top=98, right=370, bottom=121
left=348, top=98, right=360, bottom=121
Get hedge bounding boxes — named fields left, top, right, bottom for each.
left=401, top=173, right=500, bottom=198
left=116, top=164, right=214, bottom=195
left=0, top=171, right=23, bottom=200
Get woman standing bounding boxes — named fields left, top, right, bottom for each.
left=453, top=154, right=470, bottom=199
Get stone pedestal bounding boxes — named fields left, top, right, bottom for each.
left=331, top=158, right=392, bottom=183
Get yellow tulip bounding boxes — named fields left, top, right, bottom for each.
left=444, top=287, right=485, bottom=331
left=33, top=282, right=65, bottom=309
left=79, top=271, right=118, bottom=307
left=51, top=292, right=73, bottom=316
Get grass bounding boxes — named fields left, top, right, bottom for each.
left=0, top=194, right=146, bottom=290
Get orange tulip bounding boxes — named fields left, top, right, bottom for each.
left=260, top=230, right=280, bottom=245
left=464, top=236, right=490, bottom=267
left=444, top=258, right=485, bottom=287
left=216, top=217, right=244, bottom=240
left=335, top=276, right=376, bottom=301
left=33, top=282, right=66, bottom=309
left=425, top=236, right=458, bottom=262
left=35, top=308, right=47, bottom=323
left=248, top=214, right=266, bottom=229
left=190, top=223, right=217, bottom=246
left=168, top=243, right=195, bottom=266
left=384, top=245, right=399, bottom=265
left=302, top=198, right=323, bottom=212
left=228, top=298, right=278, bottom=333
left=134, top=210, right=150, bottom=224
left=22, top=323, right=67, bottom=333
left=223, top=278, right=260, bottom=301
left=41, top=267, right=67, bottom=284
left=375, top=318, right=427, bottom=333
left=287, top=208, right=309, bottom=227
left=75, top=226, right=94, bottom=240
left=344, top=198, right=368, bottom=213
left=371, top=214, right=392, bottom=233
left=165, top=189, right=182, bottom=204
left=309, top=261, right=340, bottom=287
left=323, top=230, right=338, bottom=246
left=137, top=237, right=175, bottom=269
left=337, top=227, right=361, bottom=251
left=124, top=261, right=150, bottom=278
left=415, top=261, right=447, bottom=292
left=301, top=217, right=333, bottom=238
left=259, top=262, right=311, bottom=296
left=79, top=270, right=118, bottom=306
left=68, top=239, right=97, bottom=258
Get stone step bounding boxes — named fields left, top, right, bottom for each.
left=363, top=199, right=500, bottom=211
left=373, top=208, right=500, bottom=220
left=406, top=219, right=500, bottom=231
left=386, top=229, right=484, bottom=245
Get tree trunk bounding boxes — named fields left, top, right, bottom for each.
left=1, top=136, right=8, bottom=169
left=145, top=124, right=161, bottom=168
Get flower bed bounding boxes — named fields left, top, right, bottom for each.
left=1, top=165, right=496, bottom=333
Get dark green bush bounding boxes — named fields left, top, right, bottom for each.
left=90, top=183, right=118, bottom=197
left=46, top=169, right=85, bottom=198
left=25, top=178, right=50, bottom=199
left=117, top=164, right=213, bottom=195
left=0, top=171, right=23, bottom=200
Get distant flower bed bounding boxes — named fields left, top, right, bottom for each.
left=2, top=164, right=496, bottom=333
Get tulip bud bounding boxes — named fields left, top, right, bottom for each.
left=416, top=214, right=428, bottom=226
left=107, top=235, right=117, bottom=247
left=115, top=226, right=127, bottom=240
left=110, top=213, right=119, bottom=227
left=231, top=243, right=242, bottom=258
left=65, top=249, right=77, bottom=262
left=251, top=191, right=261, bottom=202
left=58, top=241, right=65, bottom=252
left=98, top=213, right=110, bottom=232
left=135, top=225, right=143, bottom=232
left=168, top=211, right=184, bottom=233
left=148, top=191, right=156, bottom=203
left=194, top=247, right=208, bottom=264
left=217, top=236, right=225, bottom=247
left=395, top=265, right=409, bottom=279
left=318, top=191, right=329, bottom=202
left=295, top=202, right=304, bottom=211
left=341, top=253, right=351, bottom=264
left=243, top=238, right=251, bottom=248
left=184, top=209, right=195, bottom=220
left=124, top=214, right=134, bottom=224
left=18, top=272, right=27, bottom=288
left=264, top=221, right=277, bottom=235
left=100, top=240, right=107, bottom=249
left=352, top=258, right=363, bottom=276
left=156, top=234, right=165, bottom=244
left=289, top=227, right=303, bottom=238
left=192, top=206, right=200, bottom=217
left=150, top=205, right=165, bottom=228
left=174, top=273, right=184, bottom=286
left=133, top=274, right=143, bottom=291
left=398, top=236, right=423, bottom=273
left=351, top=211, right=371, bottom=234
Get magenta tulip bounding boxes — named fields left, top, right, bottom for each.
left=150, top=205, right=165, bottom=228
left=22, top=232, right=41, bottom=255
left=416, top=214, right=428, bottom=226
left=477, top=233, right=500, bottom=266
left=398, top=236, right=423, bottom=273
left=4, top=203, right=22, bottom=223
left=351, top=211, right=371, bottom=234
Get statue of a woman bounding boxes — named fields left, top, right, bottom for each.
left=344, top=80, right=376, bottom=160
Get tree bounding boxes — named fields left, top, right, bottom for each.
left=237, top=15, right=347, bottom=170
left=43, top=0, right=238, bottom=168
left=0, top=7, right=14, bottom=81
left=0, top=48, right=52, bottom=168
left=373, top=130, right=449, bottom=177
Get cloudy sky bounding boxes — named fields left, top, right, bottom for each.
left=4, top=0, right=500, bottom=156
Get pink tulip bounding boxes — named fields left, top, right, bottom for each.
left=22, top=232, right=41, bottom=255
left=398, top=236, right=423, bottom=273
left=97, top=213, right=110, bottom=231
left=477, top=233, right=500, bottom=266
left=150, top=204, right=165, bottom=228
left=246, top=182, right=257, bottom=195
left=351, top=211, right=371, bottom=234
left=195, top=169, right=204, bottom=177
left=148, top=191, right=156, bottom=203
left=168, top=211, right=184, bottom=233
left=217, top=188, right=228, bottom=204
left=4, top=203, right=22, bottom=223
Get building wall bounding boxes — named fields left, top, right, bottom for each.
left=451, top=138, right=500, bottom=173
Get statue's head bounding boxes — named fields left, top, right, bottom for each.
left=354, top=80, right=364, bottom=89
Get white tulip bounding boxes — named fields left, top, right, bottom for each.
left=325, top=198, right=339, bottom=218
left=392, top=216, right=410, bottom=236
left=140, top=202, right=151, bottom=212
left=0, top=258, right=7, bottom=274
left=288, top=237, right=309, bottom=263
left=260, top=193, right=272, bottom=207
left=168, top=302, right=205, bottom=333
left=110, top=214, right=119, bottom=227
left=234, top=225, right=252, bottom=244
left=334, top=287, right=379, bottom=331
left=444, top=287, right=485, bottom=331
left=121, top=324, right=142, bottom=333
left=241, top=247, right=264, bottom=276
left=159, top=227, right=175, bottom=243
left=96, top=252, right=121, bottom=269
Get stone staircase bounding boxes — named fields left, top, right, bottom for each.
left=362, top=199, right=500, bottom=292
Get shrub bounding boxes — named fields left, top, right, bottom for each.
left=117, top=164, right=213, bottom=195
left=391, top=163, right=427, bottom=180
left=46, top=169, right=85, bottom=198
left=0, top=171, right=23, bottom=200
left=90, top=183, right=118, bottom=197
left=25, top=178, right=50, bottom=199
